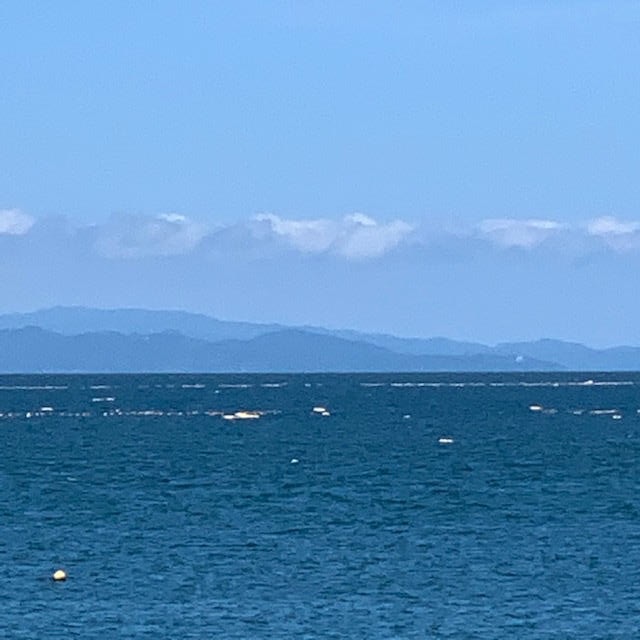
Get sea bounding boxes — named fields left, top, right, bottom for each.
left=1, top=372, right=639, bottom=639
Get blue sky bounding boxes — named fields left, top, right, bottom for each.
left=1, top=1, right=639, bottom=345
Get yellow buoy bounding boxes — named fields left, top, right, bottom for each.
left=52, top=569, right=67, bottom=581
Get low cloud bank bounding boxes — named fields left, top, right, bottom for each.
left=4, top=207, right=640, bottom=260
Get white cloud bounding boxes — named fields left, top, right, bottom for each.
left=94, top=213, right=207, bottom=258
left=254, top=214, right=336, bottom=253
left=158, top=213, right=189, bottom=224
left=0, top=209, right=34, bottom=235
left=586, top=216, right=640, bottom=251
left=337, top=214, right=413, bottom=259
left=587, top=216, right=640, bottom=236
left=479, top=218, right=564, bottom=248
left=254, top=212, right=413, bottom=259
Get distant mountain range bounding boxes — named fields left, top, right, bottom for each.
left=0, top=306, right=637, bottom=372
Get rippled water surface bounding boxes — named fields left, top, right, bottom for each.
left=2, top=373, right=640, bottom=638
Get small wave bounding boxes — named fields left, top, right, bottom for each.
left=494, top=380, right=634, bottom=388
left=390, top=382, right=441, bottom=388
left=590, top=381, right=634, bottom=386
left=0, top=385, right=68, bottom=390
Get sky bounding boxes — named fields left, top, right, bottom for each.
left=1, top=1, right=639, bottom=346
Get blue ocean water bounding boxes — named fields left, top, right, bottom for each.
left=1, top=372, right=639, bottom=638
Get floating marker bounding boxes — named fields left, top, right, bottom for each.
left=52, top=569, right=67, bottom=581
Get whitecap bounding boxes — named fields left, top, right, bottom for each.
left=233, top=411, right=261, bottom=420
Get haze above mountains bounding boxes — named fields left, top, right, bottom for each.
left=0, top=307, right=638, bottom=373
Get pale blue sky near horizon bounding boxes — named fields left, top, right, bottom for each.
left=1, top=1, right=639, bottom=346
